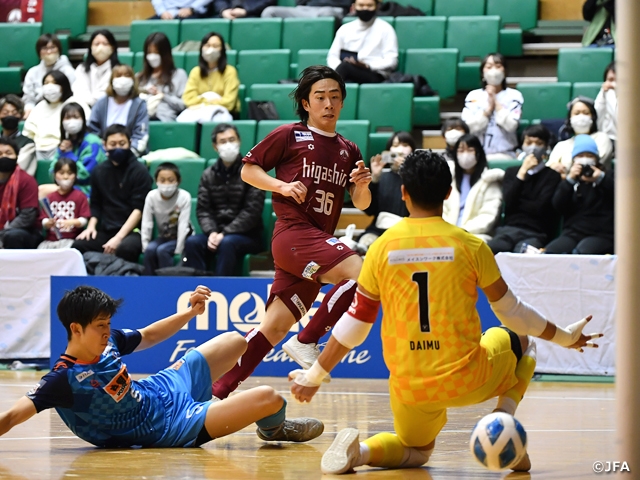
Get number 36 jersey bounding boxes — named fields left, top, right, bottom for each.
left=358, top=216, right=502, bottom=405
left=243, top=122, right=361, bottom=236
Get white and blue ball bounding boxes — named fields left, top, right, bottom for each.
left=469, top=412, right=527, bottom=471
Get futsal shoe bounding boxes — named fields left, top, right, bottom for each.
left=321, top=428, right=361, bottom=474
left=257, top=418, right=324, bottom=442
left=282, top=335, right=331, bottom=383
left=511, top=451, right=531, bottom=472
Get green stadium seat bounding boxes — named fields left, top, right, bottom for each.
left=148, top=158, right=205, bottom=197
left=282, top=18, right=334, bottom=63
left=447, top=16, right=500, bottom=61
left=296, top=49, right=329, bottom=78
left=457, top=61, right=482, bottom=91
left=434, top=0, right=484, bottom=16
left=499, top=28, right=523, bottom=57
left=368, top=132, right=393, bottom=158
left=42, top=0, right=87, bottom=38
left=179, top=19, right=231, bottom=44
left=557, top=48, right=614, bottom=84
left=130, top=21, right=180, bottom=53
left=36, top=159, right=52, bottom=185
left=0, top=68, right=22, bottom=95
left=517, top=118, right=530, bottom=137
left=572, top=82, right=602, bottom=101
left=340, top=83, right=359, bottom=121
left=0, top=23, right=42, bottom=68
left=488, top=159, right=521, bottom=170
left=395, top=17, right=446, bottom=50
left=148, top=122, right=198, bottom=152
left=278, top=0, right=296, bottom=5
left=200, top=120, right=257, bottom=161
left=237, top=50, right=290, bottom=88
left=57, top=34, right=70, bottom=56
left=405, top=48, right=457, bottom=99
left=190, top=197, right=202, bottom=234
left=118, top=51, right=134, bottom=67
left=358, top=84, right=413, bottom=132
left=487, top=0, right=537, bottom=31
left=336, top=120, right=370, bottom=160
left=413, top=97, right=441, bottom=126
left=392, top=0, right=433, bottom=14
left=248, top=84, right=298, bottom=120
left=256, top=120, right=292, bottom=143
left=184, top=50, right=237, bottom=73
left=230, top=18, right=282, bottom=51
left=517, top=82, right=572, bottom=121
left=172, top=51, right=186, bottom=70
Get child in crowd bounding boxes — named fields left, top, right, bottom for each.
left=38, top=158, right=91, bottom=249
left=141, top=162, right=192, bottom=275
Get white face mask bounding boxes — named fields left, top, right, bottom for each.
left=457, top=152, right=477, bottom=170
left=202, top=47, right=221, bottom=64
left=92, top=44, right=113, bottom=63
left=218, top=142, right=240, bottom=163
left=570, top=114, right=593, bottom=134
left=574, top=155, right=596, bottom=166
left=42, top=83, right=62, bottom=103
left=63, top=118, right=83, bottom=135
left=390, top=145, right=412, bottom=156
left=43, top=52, right=59, bottom=67
left=158, top=183, right=178, bottom=198
left=484, top=68, right=505, bottom=86
left=57, top=178, right=74, bottom=190
left=522, top=145, right=536, bottom=155
left=146, top=53, right=162, bottom=69
left=445, top=129, right=464, bottom=146
left=112, top=77, right=134, bottom=97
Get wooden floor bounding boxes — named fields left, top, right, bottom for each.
left=0, top=371, right=614, bottom=479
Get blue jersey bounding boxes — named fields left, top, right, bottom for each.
left=26, top=329, right=213, bottom=448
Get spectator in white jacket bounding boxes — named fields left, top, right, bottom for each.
left=72, top=29, right=121, bottom=107
left=461, top=53, right=523, bottom=161
left=595, top=61, right=616, bottom=143
left=327, top=0, right=397, bottom=84
left=442, top=134, right=504, bottom=242
left=22, top=34, right=76, bottom=117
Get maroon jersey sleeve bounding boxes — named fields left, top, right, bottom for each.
left=243, top=124, right=293, bottom=176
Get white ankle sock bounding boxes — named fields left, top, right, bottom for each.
left=358, top=443, right=370, bottom=466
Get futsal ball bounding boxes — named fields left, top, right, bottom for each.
left=469, top=412, right=527, bottom=471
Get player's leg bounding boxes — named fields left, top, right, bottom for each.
left=202, top=385, right=323, bottom=442
left=195, top=331, right=248, bottom=381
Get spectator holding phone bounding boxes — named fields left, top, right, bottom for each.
left=544, top=134, right=614, bottom=255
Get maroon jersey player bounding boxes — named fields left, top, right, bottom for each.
left=212, top=66, right=372, bottom=398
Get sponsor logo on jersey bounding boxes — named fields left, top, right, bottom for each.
left=388, top=247, right=455, bottom=265
left=290, top=294, right=308, bottom=317
left=75, top=370, right=95, bottom=382
left=170, top=358, right=185, bottom=371
left=302, top=261, right=321, bottom=280
left=294, top=131, right=314, bottom=142
left=27, top=381, right=44, bottom=397
left=103, top=364, right=131, bottom=403
left=325, top=237, right=340, bottom=246
left=339, top=149, right=349, bottom=160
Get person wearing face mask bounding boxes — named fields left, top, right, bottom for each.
left=37, top=158, right=91, bottom=249
left=88, top=65, right=150, bottom=156
left=141, top=163, right=192, bottom=275
left=73, top=30, right=121, bottom=108
left=137, top=33, right=188, bottom=123
left=461, top=53, right=523, bottom=160
left=544, top=135, right=614, bottom=255
left=442, top=134, right=503, bottom=242
left=151, top=0, right=213, bottom=19
left=182, top=124, right=264, bottom=275
left=22, top=71, right=91, bottom=161
left=0, top=138, right=41, bottom=249
left=327, top=0, right=397, bottom=84
left=0, top=95, right=36, bottom=175
left=547, top=96, right=613, bottom=178
left=181, top=32, right=239, bottom=122
left=595, top=62, right=617, bottom=143
left=72, top=125, right=152, bottom=263
left=22, top=34, right=76, bottom=118
left=441, top=118, right=470, bottom=162
left=487, top=125, right=562, bottom=254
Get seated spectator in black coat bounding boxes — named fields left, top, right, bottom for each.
left=487, top=125, right=562, bottom=254
left=544, top=134, right=614, bottom=254
left=72, top=124, right=152, bottom=263
left=214, top=0, right=275, bottom=18
left=0, top=138, right=41, bottom=249
left=182, top=123, right=264, bottom=275
left=0, top=95, right=36, bottom=176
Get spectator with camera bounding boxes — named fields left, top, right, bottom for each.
left=487, top=125, right=562, bottom=254
left=544, top=134, right=614, bottom=255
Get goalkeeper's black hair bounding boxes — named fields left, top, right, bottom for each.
left=399, top=150, right=452, bottom=210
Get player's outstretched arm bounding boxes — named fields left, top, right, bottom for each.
left=485, top=277, right=603, bottom=352
left=0, top=396, right=37, bottom=437
left=290, top=286, right=380, bottom=403
left=135, top=285, right=211, bottom=352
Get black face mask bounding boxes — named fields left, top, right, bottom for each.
left=107, top=148, right=131, bottom=167
left=1, top=115, right=19, bottom=132
left=355, top=8, right=376, bottom=22
left=0, top=156, right=17, bottom=173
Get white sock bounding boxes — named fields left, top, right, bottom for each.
left=358, top=443, right=371, bottom=466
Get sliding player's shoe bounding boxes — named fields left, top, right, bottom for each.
left=257, top=418, right=324, bottom=442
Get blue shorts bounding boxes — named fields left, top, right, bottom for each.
left=142, top=349, right=213, bottom=447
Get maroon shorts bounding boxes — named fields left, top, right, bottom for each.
left=268, top=222, right=357, bottom=321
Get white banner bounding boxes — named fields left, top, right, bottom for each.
left=0, top=249, right=86, bottom=359
left=496, top=253, right=616, bottom=376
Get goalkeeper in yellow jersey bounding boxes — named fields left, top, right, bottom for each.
left=289, top=149, right=603, bottom=474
